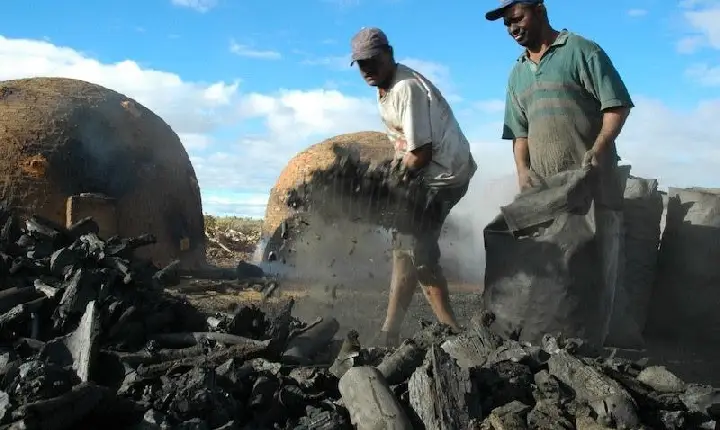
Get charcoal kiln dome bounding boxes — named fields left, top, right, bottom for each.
left=262, top=131, right=393, bottom=239
left=0, top=77, right=205, bottom=269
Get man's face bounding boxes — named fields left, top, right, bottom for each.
left=356, top=50, right=394, bottom=87
left=503, top=4, right=542, bottom=47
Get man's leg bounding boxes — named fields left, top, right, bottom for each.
left=413, top=183, right=469, bottom=332
left=379, top=249, right=419, bottom=345
left=415, top=234, right=461, bottom=331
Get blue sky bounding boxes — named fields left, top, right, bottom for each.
left=2, top=0, right=720, bottom=217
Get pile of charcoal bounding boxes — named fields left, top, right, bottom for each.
left=286, top=144, right=439, bottom=235
left=0, top=204, right=352, bottom=429
left=0, top=203, right=718, bottom=429
left=334, top=314, right=720, bottom=430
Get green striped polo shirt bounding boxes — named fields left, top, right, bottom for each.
left=502, top=30, right=634, bottom=208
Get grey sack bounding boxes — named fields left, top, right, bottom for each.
left=605, top=176, right=664, bottom=348
left=646, top=187, right=720, bottom=342
left=482, top=168, right=620, bottom=347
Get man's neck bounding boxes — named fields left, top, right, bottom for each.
left=378, top=63, right=399, bottom=92
left=526, top=27, right=560, bottom=56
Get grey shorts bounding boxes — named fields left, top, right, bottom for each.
left=392, top=181, right=469, bottom=269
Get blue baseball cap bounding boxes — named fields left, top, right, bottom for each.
left=485, top=0, right=543, bottom=21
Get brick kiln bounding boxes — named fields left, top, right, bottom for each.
left=0, top=77, right=206, bottom=269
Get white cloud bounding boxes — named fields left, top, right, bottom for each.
left=685, top=63, right=720, bottom=85
left=678, top=1, right=720, bottom=52
left=171, top=0, right=217, bottom=12
left=627, top=8, right=648, bottom=17
left=0, top=36, right=240, bottom=135
left=398, top=58, right=460, bottom=101
left=229, top=40, right=281, bottom=60
left=473, top=99, right=506, bottom=114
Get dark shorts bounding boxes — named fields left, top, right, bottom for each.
left=392, top=180, right=469, bottom=269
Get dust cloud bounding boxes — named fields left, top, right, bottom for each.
left=438, top=173, right=519, bottom=288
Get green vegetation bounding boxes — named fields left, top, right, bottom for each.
left=203, top=214, right=263, bottom=236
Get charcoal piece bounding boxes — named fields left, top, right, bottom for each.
left=49, top=248, right=79, bottom=276
left=680, top=384, right=720, bottom=418
left=0, top=390, right=8, bottom=423
left=108, top=344, right=204, bottom=366
left=55, top=269, right=99, bottom=326
left=376, top=339, right=425, bottom=385
left=338, top=366, right=412, bottom=430
left=0, top=287, right=39, bottom=314
left=67, top=217, right=99, bottom=238
left=329, top=330, right=362, bottom=379
left=296, top=404, right=350, bottom=430
left=548, top=351, right=639, bottom=426
left=106, top=305, right=137, bottom=339
left=1, top=213, right=21, bottom=246
left=283, top=317, right=339, bottom=365
left=150, top=332, right=268, bottom=349
left=41, top=301, right=100, bottom=382
left=175, top=419, right=209, bottom=430
left=263, top=299, right=295, bottom=346
left=136, top=409, right=171, bottom=429
left=153, top=259, right=181, bottom=289
left=484, top=400, right=531, bottom=430
left=135, top=340, right=271, bottom=379
left=33, top=279, right=60, bottom=298
left=236, top=260, right=264, bottom=279
left=75, top=233, right=106, bottom=261
left=527, top=399, right=574, bottom=429
left=0, top=303, right=31, bottom=342
left=407, top=345, right=480, bottom=429
left=103, top=257, right=133, bottom=284
left=227, top=305, right=267, bottom=339
left=637, top=366, right=686, bottom=393
left=213, top=421, right=237, bottom=430
left=13, top=382, right=108, bottom=430
left=165, top=367, right=237, bottom=428
left=440, top=328, right=496, bottom=369
left=7, top=360, right=77, bottom=404
left=104, top=233, right=156, bottom=258
left=474, top=360, right=534, bottom=413
left=25, top=215, right=68, bottom=245
left=288, top=367, right=337, bottom=394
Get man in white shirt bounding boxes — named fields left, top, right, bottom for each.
left=350, top=27, right=477, bottom=345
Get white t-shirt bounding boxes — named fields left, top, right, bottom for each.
left=378, top=63, right=477, bottom=188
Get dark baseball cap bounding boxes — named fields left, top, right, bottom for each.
left=485, top=0, right=543, bottom=21
left=350, top=27, right=390, bottom=64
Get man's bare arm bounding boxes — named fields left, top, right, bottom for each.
left=403, top=143, right=432, bottom=170
left=592, top=106, right=631, bottom=155
left=513, top=138, right=530, bottom=173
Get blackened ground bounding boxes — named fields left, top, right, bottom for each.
left=177, top=281, right=720, bottom=386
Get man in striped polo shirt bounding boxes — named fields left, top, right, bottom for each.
left=486, top=0, right=634, bottom=343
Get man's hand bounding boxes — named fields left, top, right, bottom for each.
left=582, top=147, right=605, bottom=170
left=517, top=167, right=533, bottom=190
